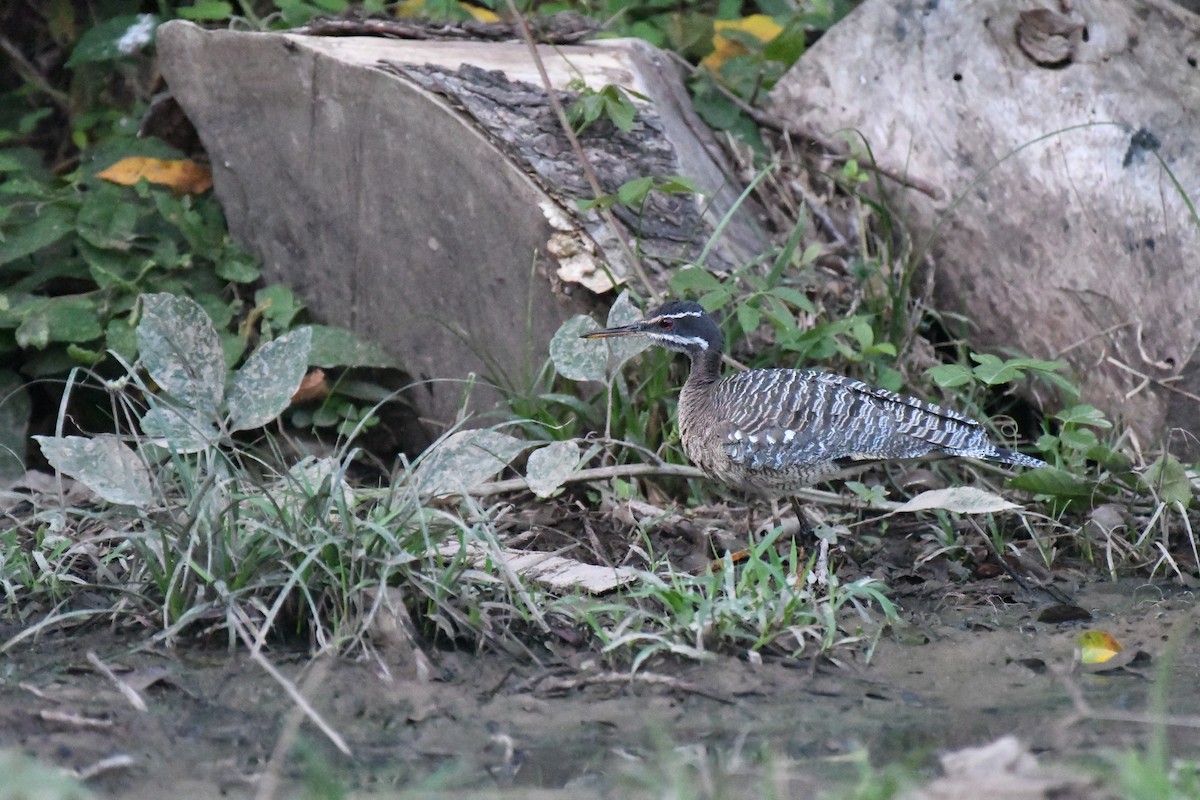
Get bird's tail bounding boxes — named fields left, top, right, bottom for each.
left=988, top=447, right=1047, bottom=469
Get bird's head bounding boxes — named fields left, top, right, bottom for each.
left=582, top=299, right=724, bottom=356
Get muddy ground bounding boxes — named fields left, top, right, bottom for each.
left=2, top=571, right=1197, bottom=799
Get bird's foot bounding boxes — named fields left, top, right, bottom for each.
left=806, top=536, right=831, bottom=589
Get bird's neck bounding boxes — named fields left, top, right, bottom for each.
left=680, top=348, right=722, bottom=417
left=678, top=348, right=723, bottom=458
left=686, top=348, right=723, bottom=387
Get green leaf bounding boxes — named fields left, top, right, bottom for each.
left=304, top=325, right=397, bottom=369
left=766, top=285, right=815, bottom=312
left=216, top=249, right=260, bottom=283
left=65, top=14, right=158, bottom=67
left=137, top=293, right=225, bottom=415
left=104, top=317, right=137, bottom=362
left=34, top=434, right=154, bottom=506
left=176, top=0, right=234, bottom=20
left=617, top=176, right=654, bottom=207
left=1058, top=427, right=1099, bottom=451
left=598, top=85, right=638, bottom=131
left=1055, top=403, right=1112, bottom=429
left=0, top=204, right=75, bottom=265
left=927, top=364, right=974, bottom=389
left=76, top=185, right=139, bottom=250
left=670, top=267, right=724, bottom=295
left=255, top=284, right=302, bottom=328
left=12, top=293, right=104, bottom=346
left=1008, top=466, right=1095, bottom=499
left=525, top=440, right=583, bottom=498
left=226, top=328, right=312, bottom=432
left=550, top=315, right=607, bottom=383
left=736, top=303, right=760, bottom=334
left=762, top=19, right=806, bottom=65
left=657, top=175, right=701, bottom=194
left=1143, top=454, right=1192, bottom=509
left=413, top=429, right=528, bottom=496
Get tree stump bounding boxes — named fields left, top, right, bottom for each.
left=769, top=0, right=1200, bottom=454
left=157, top=20, right=766, bottom=429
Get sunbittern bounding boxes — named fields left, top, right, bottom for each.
left=583, top=300, right=1045, bottom=529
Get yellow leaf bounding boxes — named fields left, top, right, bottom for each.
left=463, top=3, right=499, bottom=22
left=96, top=157, right=212, bottom=194
left=1077, top=630, right=1124, bottom=665
left=394, top=0, right=498, bottom=22
left=701, top=15, right=783, bottom=72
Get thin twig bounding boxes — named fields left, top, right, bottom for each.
left=503, top=0, right=657, bottom=299
left=229, top=613, right=352, bottom=761
left=464, top=461, right=902, bottom=511
left=254, top=652, right=339, bottom=800
left=1106, top=356, right=1200, bottom=404
left=86, top=651, right=148, bottom=713
left=0, top=34, right=71, bottom=112
left=1056, top=664, right=1200, bottom=729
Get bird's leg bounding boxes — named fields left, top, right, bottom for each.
left=786, top=496, right=813, bottom=539
left=787, top=496, right=830, bottom=588
left=808, top=535, right=831, bottom=589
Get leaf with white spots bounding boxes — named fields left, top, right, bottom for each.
left=413, top=430, right=530, bottom=496
left=137, top=293, right=225, bottom=415
left=895, top=487, right=1021, bottom=515
left=141, top=404, right=220, bottom=453
left=227, top=327, right=312, bottom=432
left=602, top=290, right=652, bottom=364
left=550, top=315, right=607, bottom=382
left=525, top=440, right=583, bottom=498
left=34, top=434, right=155, bottom=507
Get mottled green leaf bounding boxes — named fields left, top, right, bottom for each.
left=137, top=293, right=225, bottom=414
left=550, top=315, right=607, bottom=383
left=141, top=404, right=220, bottom=452
left=603, top=290, right=652, bottom=364
left=227, top=327, right=311, bottom=432
left=414, top=430, right=528, bottom=496
left=525, top=440, right=582, bottom=498
left=34, top=434, right=154, bottom=506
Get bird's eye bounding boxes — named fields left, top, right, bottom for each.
left=658, top=319, right=674, bottom=330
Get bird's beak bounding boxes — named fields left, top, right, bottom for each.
left=581, top=322, right=644, bottom=340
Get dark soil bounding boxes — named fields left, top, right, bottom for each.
left=1, top=574, right=1196, bottom=798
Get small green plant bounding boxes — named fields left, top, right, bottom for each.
left=565, top=81, right=644, bottom=134
left=577, top=174, right=701, bottom=215
left=560, top=527, right=896, bottom=670
left=11, top=293, right=524, bottom=647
